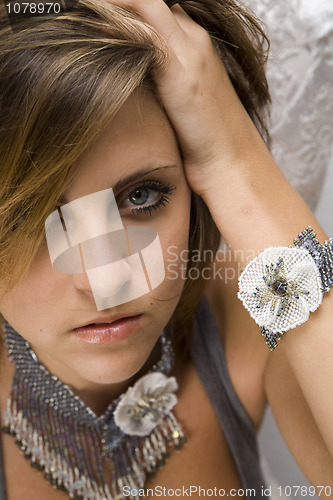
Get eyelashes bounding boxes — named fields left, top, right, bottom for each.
left=119, top=180, right=176, bottom=217
left=54, top=180, right=176, bottom=221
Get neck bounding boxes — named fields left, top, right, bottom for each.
left=67, top=344, right=162, bottom=416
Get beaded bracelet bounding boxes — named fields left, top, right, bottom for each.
left=237, top=227, right=333, bottom=351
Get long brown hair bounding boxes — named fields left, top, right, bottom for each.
left=0, top=0, right=270, bottom=351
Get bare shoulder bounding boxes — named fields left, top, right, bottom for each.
left=205, top=255, right=270, bottom=430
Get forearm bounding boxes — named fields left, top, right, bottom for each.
left=281, top=297, right=333, bottom=462
left=200, top=136, right=328, bottom=262
left=203, top=140, right=333, bottom=460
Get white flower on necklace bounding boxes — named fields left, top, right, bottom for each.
left=113, top=372, right=178, bottom=436
left=238, top=246, right=323, bottom=333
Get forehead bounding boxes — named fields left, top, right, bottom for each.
left=65, top=90, right=180, bottom=201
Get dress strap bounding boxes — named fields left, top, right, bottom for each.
left=190, top=295, right=267, bottom=494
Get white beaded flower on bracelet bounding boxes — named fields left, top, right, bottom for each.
left=238, top=246, right=323, bottom=350
left=238, top=228, right=333, bottom=350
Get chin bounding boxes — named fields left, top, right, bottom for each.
left=80, top=365, right=140, bottom=386
left=69, top=346, right=153, bottom=388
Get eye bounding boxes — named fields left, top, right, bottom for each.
left=119, top=181, right=175, bottom=217
left=128, top=187, right=152, bottom=206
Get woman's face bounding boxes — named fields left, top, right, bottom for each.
left=0, top=91, right=191, bottom=393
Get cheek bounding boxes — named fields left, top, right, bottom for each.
left=0, top=246, right=67, bottom=327
left=20, top=249, right=65, bottom=303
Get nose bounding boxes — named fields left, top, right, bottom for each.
left=88, top=258, right=132, bottom=298
left=72, top=258, right=132, bottom=298
left=71, top=269, right=93, bottom=295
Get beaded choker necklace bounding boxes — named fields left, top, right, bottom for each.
left=2, top=322, right=186, bottom=500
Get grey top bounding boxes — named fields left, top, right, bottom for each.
left=0, top=296, right=266, bottom=499
left=190, top=296, right=267, bottom=495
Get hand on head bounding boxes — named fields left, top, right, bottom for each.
left=105, top=0, right=265, bottom=198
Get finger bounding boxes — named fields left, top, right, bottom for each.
left=173, top=5, right=214, bottom=48
left=106, top=0, right=187, bottom=46
left=170, top=4, right=202, bottom=34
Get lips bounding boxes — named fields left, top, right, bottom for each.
left=71, top=314, right=143, bottom=344
left=74, top=313, right=138, bottom=329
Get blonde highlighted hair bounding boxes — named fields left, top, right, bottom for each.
left=0, top=0, right=270, bottom=350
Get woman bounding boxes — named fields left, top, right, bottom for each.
left=0, top=1, right=332, bottom=499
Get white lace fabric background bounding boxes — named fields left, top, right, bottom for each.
left=243, top=0, right=333, bottom=498
left=249, top=0, right=333, bottom=210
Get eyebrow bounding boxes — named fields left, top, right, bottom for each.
left=59, top=164, right=179, bottom=204
left=112, top=164, right=179, bottom=192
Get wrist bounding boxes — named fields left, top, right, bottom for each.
left=181, top=83, right=269, bottom=198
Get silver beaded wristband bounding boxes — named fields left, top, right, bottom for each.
left=237, top=227, right=333, bottom=351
